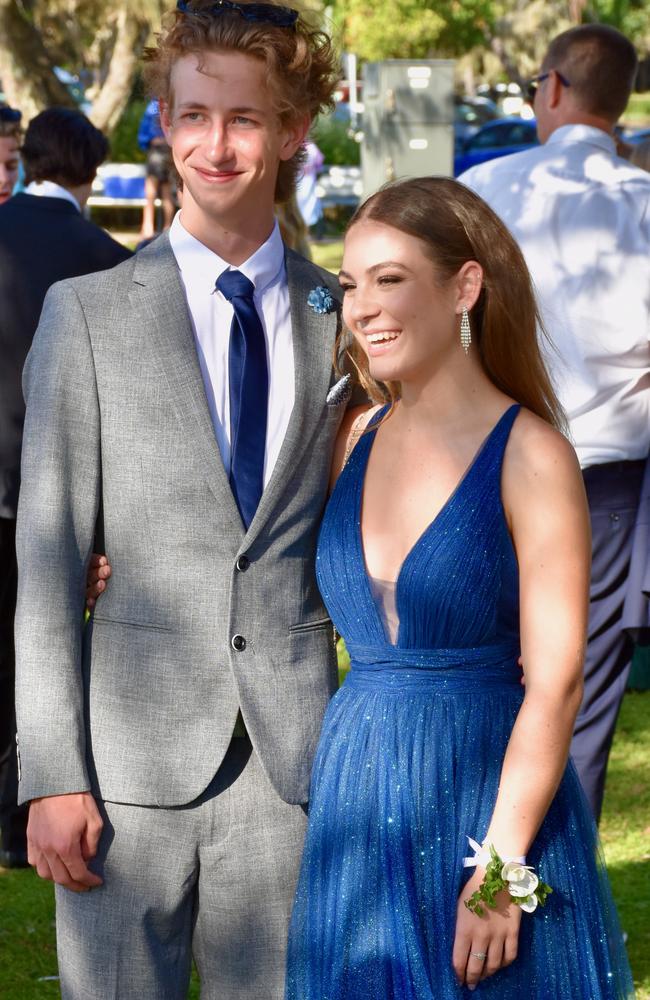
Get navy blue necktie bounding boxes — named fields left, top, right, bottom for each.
left=216, top=270, right=269, bottom=528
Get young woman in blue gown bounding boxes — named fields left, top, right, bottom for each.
left=285, top=177, right=634, bottom=999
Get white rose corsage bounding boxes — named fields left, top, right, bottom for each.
left=463, top=839, right=552, bottom=917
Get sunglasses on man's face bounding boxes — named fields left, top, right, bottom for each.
left=526, top=70, right=571, bottom=103
left=176, top=0, right=299, bottom=27
left=0, top=106, right=22, bottom=124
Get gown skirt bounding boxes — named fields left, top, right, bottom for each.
left=285, top=405, right=635, bottom=999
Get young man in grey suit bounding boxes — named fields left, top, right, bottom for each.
left=15, top=3, right=347, bottom=996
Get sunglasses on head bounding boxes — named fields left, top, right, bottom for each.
left=0, top=106, right=22, bottom=124
left=176, top=0, right=299, bottom=27
left=526, top=70, right=571, bottom=103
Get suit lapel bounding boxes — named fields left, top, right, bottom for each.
left=130, top=235, right=244, bottom=538
left=244, top=248, right=340, bottom=547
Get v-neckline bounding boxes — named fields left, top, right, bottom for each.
left=355, top=403, right=520, bottom=643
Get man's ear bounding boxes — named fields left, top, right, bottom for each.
left=159, top=100, right=173, bottom=144
left=279, top=114, right=312, bottom=162
left=547, top=70, right=565, bottom=110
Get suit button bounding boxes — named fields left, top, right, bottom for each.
left=236, top=555, right=250, bottom=572
left=231, top=634, right=246, bottom=652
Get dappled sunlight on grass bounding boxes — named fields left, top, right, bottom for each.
left=310, top=240, right=344, bottom=275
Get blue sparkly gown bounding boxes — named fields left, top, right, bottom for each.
left=286, top=404, right=634, bottom=1000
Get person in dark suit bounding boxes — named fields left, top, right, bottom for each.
left=0, top=107, right=131, bottom=868
left=0, top=105, right=22, bottom=205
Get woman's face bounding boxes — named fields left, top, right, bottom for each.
left=339, top=220, right=461, bottom=387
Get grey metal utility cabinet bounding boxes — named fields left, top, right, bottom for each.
left=361, top=59, right=455, bottom=198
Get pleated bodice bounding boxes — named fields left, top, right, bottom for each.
left=316, top=403, right=521, bottom=675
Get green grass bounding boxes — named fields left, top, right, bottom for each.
left=599, top=691, right=650, bottom=998
left=624, top=92, right=650, bottom=126
left=2, top=692, right=647, bottom=997
left=311, top=239, right=343, bottom=275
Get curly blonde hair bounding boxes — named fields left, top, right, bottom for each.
left=143, top=1, right=338, bottom=202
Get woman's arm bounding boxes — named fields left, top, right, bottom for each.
left=484, top=414, right=590, bottom=853
left=453, top=411, right=591, bottom=989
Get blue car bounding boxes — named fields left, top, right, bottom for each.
left=625, top=127, right=650, bottom=147
left=454, top=117, right=538, bottom=176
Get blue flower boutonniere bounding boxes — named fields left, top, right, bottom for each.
left=308, top=285, right=336, bottom=315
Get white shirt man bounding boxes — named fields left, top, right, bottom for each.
left=460, top=123, right=650, bottom=469
left=460, top=24, right=650, bottom=822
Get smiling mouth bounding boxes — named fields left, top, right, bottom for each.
left=194, top=167, right=242, bottom=181
left=366, top=331, right=400, bottom=344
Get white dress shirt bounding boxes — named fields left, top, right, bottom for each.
left=168, top=212, right=295, bottom=486
left=460, top=124, right=650, bottom=467
left=25, top=180, right=80, bottom=211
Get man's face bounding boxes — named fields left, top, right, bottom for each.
left=0, top=137, right=20, bottom=205
left=161, top=50, right=306, bottom=231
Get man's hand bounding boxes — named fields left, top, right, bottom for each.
left=27, top=792, right=104, bottom=892
left=86, top=553, right=111, bottom=609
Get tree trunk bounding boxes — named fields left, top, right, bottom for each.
left=89, top=5, right=150, bottom=136
left=486, top=33, right=527, bottom=89
left=569, top=0, right=587, bottom=24
left=0, top=0, right=76, bottom=122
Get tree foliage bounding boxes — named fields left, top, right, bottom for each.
left=586, top=0, right=650, bottom=47
left=329, top=0, right=647, bottom=86
left=0, top=0, right=648, bottom=149
left=328, top=0, right=504, bottom=62
left=0, top=0, right=164, bottom=131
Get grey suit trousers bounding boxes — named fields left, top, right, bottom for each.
left=56, top=737, right=307, bottom=999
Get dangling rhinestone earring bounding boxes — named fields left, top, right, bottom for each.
left=460, top=306, right=471, bottom=354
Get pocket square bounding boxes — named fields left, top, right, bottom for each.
left=326, top=374, right=352, bottom=407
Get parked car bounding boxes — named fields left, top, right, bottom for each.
left=454, top=95, right=499, bottom=150
left=625, top=127, right=650, bottom=146
left=454, top=117, right=538, bottom=176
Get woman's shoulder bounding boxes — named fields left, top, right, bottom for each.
left=504, top=406, right=583, bottom=507
left=329, top=403, right=382, bottom=491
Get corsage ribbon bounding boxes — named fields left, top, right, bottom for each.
left=463, top=836, right=526, bottom=869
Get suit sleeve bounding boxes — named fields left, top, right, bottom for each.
left=14, top=280, right=101, bottom=803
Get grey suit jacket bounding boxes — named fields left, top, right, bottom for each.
left=15, top=234, right=346, bottom=807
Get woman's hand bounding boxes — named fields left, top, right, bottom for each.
left=452, top=868, right=521, bottom=990
left=86, top=553, right=111, bottom=609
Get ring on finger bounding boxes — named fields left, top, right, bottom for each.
left=471, top=951, right=487, bottom=961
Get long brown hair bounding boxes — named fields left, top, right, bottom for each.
left=337, top=176, right=565, bottom=430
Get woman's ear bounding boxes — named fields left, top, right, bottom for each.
left=455, top=260, right=483, bottom=314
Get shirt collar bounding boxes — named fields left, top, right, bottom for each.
left=546, top=124, right=616, bottom=155
left=169, top=211, right=285, bottom=296
left=24, top=180, right=80, bottom=212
